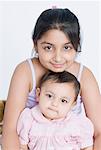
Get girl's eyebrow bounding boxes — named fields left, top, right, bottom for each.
left=40, top=41, right=72, bottom=45
left=65, top=42, right=72, bottom=45
left=40, top=42, right=53, bottom=45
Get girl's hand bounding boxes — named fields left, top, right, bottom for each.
left=20, top=144, right=28, bottom=150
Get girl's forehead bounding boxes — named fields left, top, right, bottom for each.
left=39, top=29, right=70, bottom=42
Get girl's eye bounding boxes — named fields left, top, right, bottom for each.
left=61, top=99, right=68, bottom=103
left=43, top=45, right=52, bottom=51
left=64, top=45, right=72, bottom=51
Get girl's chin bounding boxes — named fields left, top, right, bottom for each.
left=43, top=64, right=66, bottom=72
left=51, top=68, right=65, bottom=72
left=48, top=65, right=65, bottom=72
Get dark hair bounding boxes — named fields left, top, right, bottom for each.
left=39, top=71, right=80, bottom=100
left=32, top=8, right=81, bottom=52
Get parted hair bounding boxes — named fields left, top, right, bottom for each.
left=32, top=8, right=81, bottom=52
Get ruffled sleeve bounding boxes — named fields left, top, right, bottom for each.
left=80, top=116, right=94, bottom=149
left=17, top=108, right=33, bottom=145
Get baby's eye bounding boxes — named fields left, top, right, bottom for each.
left=46, top=94, right=53, bottom=98
left=61, top=99, right=68, bottom=103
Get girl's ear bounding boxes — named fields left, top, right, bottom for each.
left=34, top=44, right=38, bottom=53
left=36, top=88, right=41, bottom=102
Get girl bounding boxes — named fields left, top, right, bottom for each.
left=2, top=8, right=101, bottom=150
left=17, top=71, right=94, bottom=150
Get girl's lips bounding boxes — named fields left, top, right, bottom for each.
left=51, top=63, right=65, bottom=68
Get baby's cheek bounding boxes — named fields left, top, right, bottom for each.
left=60, top=107, right=69, bottom=117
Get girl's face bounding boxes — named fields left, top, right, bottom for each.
left=36, top=29, right=77, bottom=72
left=36, top=81, right=76, bottom=120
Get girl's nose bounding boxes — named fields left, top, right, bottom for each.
left=53, top=51, right=62, bottom=63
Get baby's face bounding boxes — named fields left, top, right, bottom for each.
left=36, top=81, right=76, bottom=120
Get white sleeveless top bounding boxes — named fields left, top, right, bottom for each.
left=26, top=59, right=85, bottom=115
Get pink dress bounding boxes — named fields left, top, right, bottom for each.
left=17, top=105, right=94, bottom=150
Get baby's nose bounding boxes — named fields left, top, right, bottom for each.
left=51, top=99, right=59, bottom=107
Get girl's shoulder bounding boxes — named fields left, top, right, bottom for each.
left=73, top=62, right=95, bottom=82
left=15, top=58, right=42, bottom=71
left=12, top=60, right=32, bottom=84
left=14, top=58, right=44, bottom=77
left=73, top=62, right=99, bottom=92
left=14, top=58, right=47, bottom=88
left=80, top=65, right=97, bottom=85
left=14, top=59, right=31, bottom=76
left=79, top=64, right=100, bottom=97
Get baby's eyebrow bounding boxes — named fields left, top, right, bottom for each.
left=45, top=91, right=54, bottom=95
left=62, top=96, right=71, bottom=102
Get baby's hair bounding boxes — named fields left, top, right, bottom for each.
left=32, top=8, right=81, bottom=52
left=39, top=71, right=80, bottom=100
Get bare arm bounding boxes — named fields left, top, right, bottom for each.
left=81, top=67, right=101, bottom=150
left=2, top=61, right=31, bottom=150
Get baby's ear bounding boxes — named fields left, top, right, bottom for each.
left=36, top=88, right=41, bottom=102
left=71, top=101, right=77, bottom=108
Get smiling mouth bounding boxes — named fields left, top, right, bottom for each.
left=51, top=63, right=64, bottom=68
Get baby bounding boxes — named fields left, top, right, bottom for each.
left=17, top=71, right=94, bottom=150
